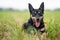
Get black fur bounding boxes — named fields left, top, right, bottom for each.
left=23, top=2, right=45, bottom=33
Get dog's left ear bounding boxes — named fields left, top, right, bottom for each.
left=39, top=2, right=44, bottom=13
left=28, top=3, right=34, bottom=13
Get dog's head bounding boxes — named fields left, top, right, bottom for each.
left=28, top=2, right=44, bottom=27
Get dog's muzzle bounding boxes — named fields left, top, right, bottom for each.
left=33, top=18, right=40, bottom=27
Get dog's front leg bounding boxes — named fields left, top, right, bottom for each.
left=41, top=32, right=47, bottom=40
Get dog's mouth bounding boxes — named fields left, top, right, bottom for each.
left=33, top=21, right=40, bottom=27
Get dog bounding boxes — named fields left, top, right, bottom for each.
left=23, top=2, right=46, bottom=40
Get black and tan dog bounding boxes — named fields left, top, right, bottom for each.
left=23, top=2, right=46, bottom=40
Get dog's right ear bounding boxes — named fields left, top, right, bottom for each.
left=39, top=2, right=44, bottom=13
left=28, top=3, right=34, bottom=12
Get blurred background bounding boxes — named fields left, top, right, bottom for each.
left=0, top=0, right=60, bottom=40
left=0, top=0, right=60, bottom=10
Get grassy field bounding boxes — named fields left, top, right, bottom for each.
left=0, top=10, right=60, bottom=40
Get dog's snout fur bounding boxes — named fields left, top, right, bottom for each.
left=36, top=18, right=39, bottom=22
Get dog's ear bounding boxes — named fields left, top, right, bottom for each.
left=39, top=2, right=44, bottom=13
left=28, top=3, right=34, bottom=13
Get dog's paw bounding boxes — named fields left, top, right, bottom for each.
left=41, top=32, right=47, bottom=40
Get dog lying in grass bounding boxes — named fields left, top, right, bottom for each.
left=23, top=2, right=47, bottom=40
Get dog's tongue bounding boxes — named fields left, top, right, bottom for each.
left=35, top=22, right=40, bottom=27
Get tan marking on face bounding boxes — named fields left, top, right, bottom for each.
left=31, top=15, right=36, bottom=21
left=31, top=15, right=36, bottom=19
left=39, top=16, right=43, bottom=19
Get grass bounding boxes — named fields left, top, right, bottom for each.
left=0, top=10, right=60, bottom=40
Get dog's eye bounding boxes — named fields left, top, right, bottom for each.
left=38, top=11, right=40, bottom=13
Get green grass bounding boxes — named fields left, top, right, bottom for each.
left=0, top=10, right=60, bottom=40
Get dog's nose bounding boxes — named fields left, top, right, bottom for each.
left=37, top=18, right=39, bottom=21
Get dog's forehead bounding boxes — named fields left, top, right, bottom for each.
left=34, top=9, right=40, bottom=11
left=33, top=9, right=41, bottom=13
left=32, top=9, right=41, bottom=14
